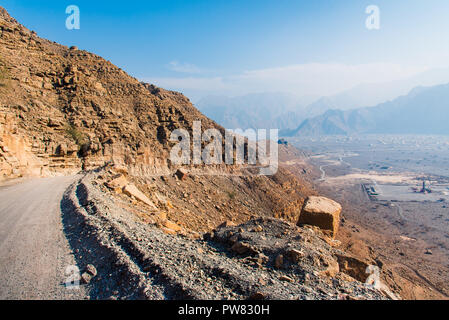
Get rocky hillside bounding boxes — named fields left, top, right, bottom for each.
left=0, top=6, right=222, bottom=180
left=0, top=7, right=398, bottom=300
left=0, top=6, right=318, bottom=232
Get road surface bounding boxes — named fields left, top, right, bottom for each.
left=0, top=176, right=86, bottom=300
left=318, top=165, right=328, bottom=181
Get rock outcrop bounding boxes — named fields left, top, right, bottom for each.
left=0, top=6, right=221, bottom=181
left=297, top=196, right=342, bottom=238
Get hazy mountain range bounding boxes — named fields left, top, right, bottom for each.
left=196, top=67, right=449, bottom=134
left=196, top=92, right=315, bottom=130
left=287, top=83, right=449, bottom=136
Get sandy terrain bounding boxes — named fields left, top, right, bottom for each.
left=323, top=172, right=415, bottom=184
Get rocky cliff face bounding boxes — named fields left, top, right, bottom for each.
left=0, top=6, right=222, bottom=180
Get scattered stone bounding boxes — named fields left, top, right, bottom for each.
left=175, top=168, right=188, bottom=181
left=228, top=234, right=239, bottom=244
left=166, top=200, right=174, bottom=209
left=203, top=231, right=215, bottom=241
left=252, top=225, right=263, bottom=232
left=328, top=239, right=342, bottom=247
left=375, top=258, right=384, bottom=269
left=335, top=254, right=370, bottom=282
left=231, top=241, right=258, bottom=255
left=111, top=165, right=128, bottom=175
left=161, top=227, right=177, bottom=235
left=320, top=258, right=340, bottom=278
left=279, top=275, right=294, bottom=283
left=275, top=254, right=284, bottom=269
left=217, top=220, right=236, bottom=229
left=163, top=220, right=182, bottom=232
left=105, top=174, right=128, bottom=192
left=158, top=211, right=167, bottom=221
left=256, top=253, right=269, bottom=264
left=285, top=249, right=305, bottom=263
left=85, top=264, right=97, bottom=277
left=80, top=272, right=92, bottom=284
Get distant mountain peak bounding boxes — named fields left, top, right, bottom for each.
left=287, top=83, right=449, bottom=136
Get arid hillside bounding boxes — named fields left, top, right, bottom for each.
left=0, top=7, right=423, bottom=301
left=0, top=6, right=221, bottom=179
left=0, top=6, right=318, bottom=230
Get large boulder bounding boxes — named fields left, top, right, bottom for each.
left=297, top=196, right=342, bottom=238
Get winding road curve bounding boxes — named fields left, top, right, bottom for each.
left=318, top=165, right=330, bottom=181
left=316, top=153, right=353, bottom=182
left=0, top=176, right=86, bottom=300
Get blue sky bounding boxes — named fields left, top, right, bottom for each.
left=2, top=0, right=449, bottom=100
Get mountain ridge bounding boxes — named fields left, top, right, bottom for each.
left=196, top=67, right=449, bottom=133
left=286, top=83, right=449, bottom=136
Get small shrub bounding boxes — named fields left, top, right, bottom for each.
left=65, top=123, right=89, bottom=147
left=227, top=191, right=236, bottom=200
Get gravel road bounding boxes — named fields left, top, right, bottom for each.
left=0, top=176, right=87, bottom=300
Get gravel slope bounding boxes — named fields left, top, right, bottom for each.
left=59, top=171, right=386, bottom=300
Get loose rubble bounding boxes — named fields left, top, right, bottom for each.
left=60, top=171, right=389, bottom=300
